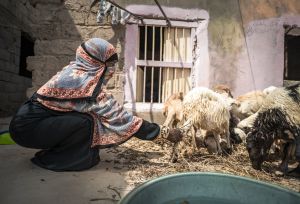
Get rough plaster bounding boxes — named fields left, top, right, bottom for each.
left=1, top=0, right=300, bottom=124
left=234, top=15, right=300, bottom=96
left=239, top=0, right=300, bottom=25
left=126, top=5, right=209, bottom=20
left=193, top=20, right=210, bottom=88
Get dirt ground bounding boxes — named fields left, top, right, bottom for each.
left=110, top=137, right=300, bottom=193
left=0, top=137, right=299, bottom=204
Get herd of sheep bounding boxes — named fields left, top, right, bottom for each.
left=160, top=83, right=300, bottom=176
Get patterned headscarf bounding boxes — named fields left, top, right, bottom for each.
left=36, top=38, right=143, bottom=147
left=37, top=38, right=118, bottom=101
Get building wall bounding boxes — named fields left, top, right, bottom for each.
left=1, top=0, right=299, bottom=128
left=160, top=0, right=300, bottom=96
left=236, top=0, right=300, bottom=95
left=0, top=0, right=126, bottom=130
left=121, top=0, right=299, bottom=122
left=26, top=0, right=126, bottom=104
left=120, top=0, right=300, bottom=97
left=0, top=0, right=33, bottom=118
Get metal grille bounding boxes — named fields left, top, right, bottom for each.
left=136, top=25, right=192, bottom=103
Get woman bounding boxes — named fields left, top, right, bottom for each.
left=9, top=38, right=164, bottom=171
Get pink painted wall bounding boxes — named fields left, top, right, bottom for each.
left=123, top=1, right=300, bottom=100
left=234, top=16, right=300, bottom=96
left=124, top=24, right=138, bottom=103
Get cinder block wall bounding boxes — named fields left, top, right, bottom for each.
left=26, top=0, right=126, bottom=103
left=0, top=0, right=33, bottom=120
left=0, top=0, right=127, bottom=130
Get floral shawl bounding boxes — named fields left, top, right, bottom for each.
left=36, top=38, right=143, bottom=147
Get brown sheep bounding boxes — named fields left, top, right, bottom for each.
left=162, top=92, right=184, bottom=128
left=213, top=84, right=233, bottom=98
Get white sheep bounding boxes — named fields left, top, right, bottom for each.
left=263, top=86, right=278, bottom=95
left=246, top=83, right=300, bottom=174
left=180, top=87, right=232, bottom=155
left=233, top=87, right=277, bottom=122
left=231, top=90, right=266, bottom=120
left=162, top=88, right=245, bottom=160
left=237, top=112, right=258, bottom=131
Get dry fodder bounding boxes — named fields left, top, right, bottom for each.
left=114, top=138, right=300, bottom=192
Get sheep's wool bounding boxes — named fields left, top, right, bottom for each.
left=182, top=87, right=231, bottom=132
left=260, top=84, right=300, bottom=127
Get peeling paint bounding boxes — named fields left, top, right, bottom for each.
left=208, top=17, right=244, bottom=93
left=126, top=4, right=209, bottom=20
left=240, top=0, right=300, bottom=25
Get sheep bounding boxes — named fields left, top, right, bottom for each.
left=263, top=86, right=278, bottom=95
left=161, top=87, right=245, bottom=160
left=233, top=87, right=277, bottom=123
left=213, top=84, right=234, bottom=98
left=178, top=87, right=232, bottom=156
left=237, top=112, right=259, bottom=133
left=238, top=110, right=289, bottom=160
left=162, top=92, right=184, bottom=128
left=246, top=83, right=300, bottom=174
left=231, top=91, right=266, bottom=120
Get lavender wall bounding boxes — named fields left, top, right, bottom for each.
left=234, top=16, right=300, bottom=95
left=123, top=1, right=300, bottom=100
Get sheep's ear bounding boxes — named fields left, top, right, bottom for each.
left=162, top=106, right=167, bottom=117
left=231, top=101, right=240, bottom=107
left=162, top=110, right=167, bottom=117
left=179, top=92, right=184, bottom=100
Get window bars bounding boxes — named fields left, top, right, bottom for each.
left=136, top=25, right=192, bottom=103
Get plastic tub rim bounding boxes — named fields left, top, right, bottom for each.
left=119, top=172, right=300, bottom=203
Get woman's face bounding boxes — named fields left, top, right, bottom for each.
left=103, top=60, right=117, bottom=85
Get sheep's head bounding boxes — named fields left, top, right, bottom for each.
left=246, top=130, right=273, bottom=170
left=167, top=128, right=184, bottom=143
left=230, top=101, right=246, bottom=120
left=159, top=126, right=184, bottom=143
left=160, top=125, right=170, bottom=139
left=162, top=106, right=168, bottom=117
left=213, top=84, right=233, bottom=98
left=162, top=97, right=183, bottom=127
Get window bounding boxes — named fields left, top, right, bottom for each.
left=19, top=31, right=34, bottom=78
left=136, top=25, right=192, bottom=103
left=284, top=27, right=300, bottom=81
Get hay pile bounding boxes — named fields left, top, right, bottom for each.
left=111, top=138, right=299, bottom=192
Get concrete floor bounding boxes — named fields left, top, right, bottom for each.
left=0, top=145, right=134, bottom=204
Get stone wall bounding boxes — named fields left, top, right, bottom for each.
left=26, top=0, right=126, bottom=104
left=0, top=0, right=126, bottom=130
left=0, top=0, right=34, bottom=119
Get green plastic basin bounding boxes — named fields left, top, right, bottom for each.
left=0, top=131, right=15, bottom=145
left=119, top=172, right=300, bottom=204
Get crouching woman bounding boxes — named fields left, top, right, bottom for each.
left=9, top=38, right=163, bottom=171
